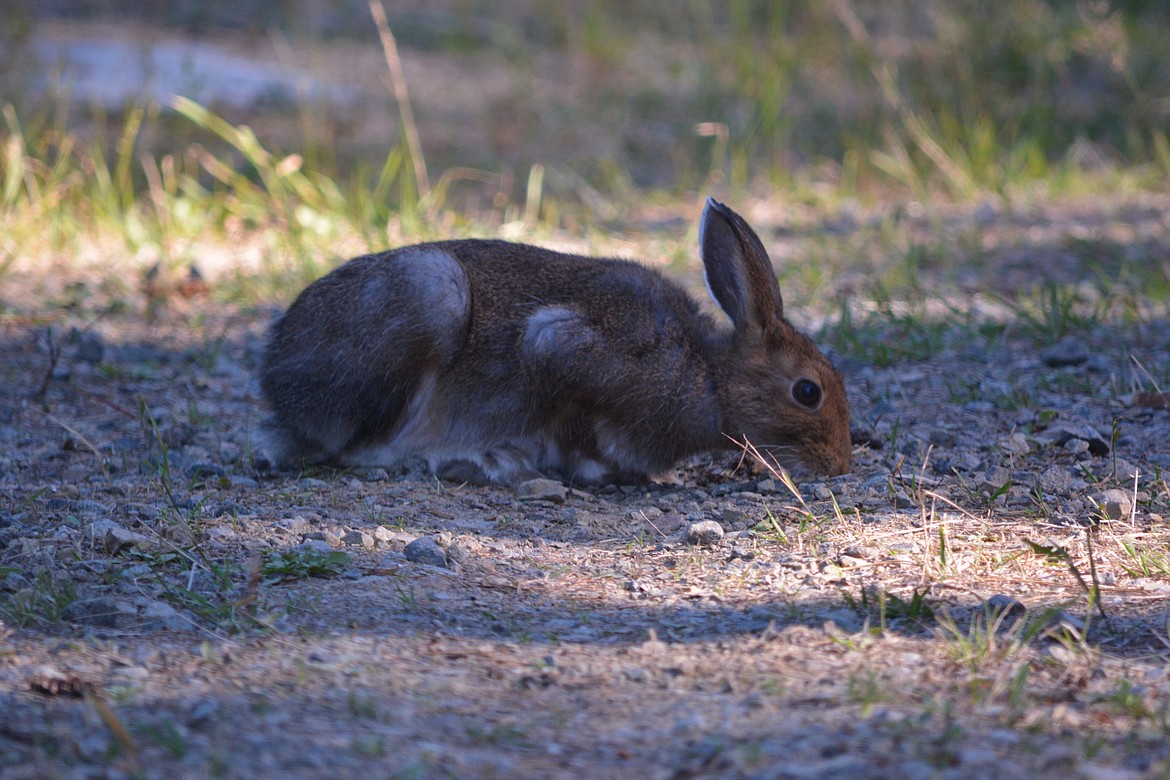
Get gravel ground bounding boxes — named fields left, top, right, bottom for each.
left=2, top=199, right=1170, bottom=779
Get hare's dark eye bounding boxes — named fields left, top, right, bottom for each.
left=792, top=379, right=822, bottom=409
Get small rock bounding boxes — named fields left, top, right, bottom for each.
left=62, top=597, right=135, bottom=628
left=1041, top=336, right=1089, bottom=367
left=1038, top=743, right=1077, bottom=770
left=887, top=541, right=919, bottom=556
left=975, top=467, right=1013, bottom=496
left=403, top=536, right=448, bottom=567
left=998, top=432, right=1031, bottom=455
left=74, top=332, right=105, bottom=364
left=756, top=478, right=782, bottom=494
left=293, top=539, right=335, bottom=556
left=1084, top=355, right=1110, bottom=373
left=202, top=526, right=236, bottom=543
left=728, top=545, right=755, bottom=561
left=515, top=478, right=567, bottom=504
left=138, top=599, right=190, bottom=631
left=1036, top=422, right=1109, bottom=456
left=116, top=564, right=153, bottom=581
left=89, top=518, right=150, bottom=554
left=898, top=760, right=939, bottom=780
left=358, top=467, right=389, bottom=482
left=973, top=198, right=999, bottom=225
left=810, top=484, right=833, bottom=501
left=1093, top=489, right=1133, bottom=521
left=70, top=499, right=110, bottom=515
left=686, top=520, right=724, bottom=546
left=0, top=570, right=30, bottom=592
left=341, top=530, right=375, bottom=549
left=951, top=452, right=982, bottom=473
left=185, top=461, right=225, bottom=479
left=1110, top=459, right=1140, bottom=480
left=721, top=507, right=746, bottom=525
left=958, top=747, right=1000, bottom=766
left=624, top=667, right=649, bottom=682
left=892, top=490, right=917, bottom=509
left=927, top=428, right=958, bottom=447
left=302, top=530, right=343, bottom=547
left=1037, top=466, right=1075, bottom=497
left=985, top=594, right=1027, bottom=619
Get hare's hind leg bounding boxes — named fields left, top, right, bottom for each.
left=261, top=247, right=471, bottom=464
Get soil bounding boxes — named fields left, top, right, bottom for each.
left=2, top=193, right=1170, bottom=779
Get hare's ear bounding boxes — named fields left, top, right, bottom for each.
left=699, top=198, right=784, bottom=339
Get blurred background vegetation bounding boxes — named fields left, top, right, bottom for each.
left=2, top=0, right=1168, bottom=300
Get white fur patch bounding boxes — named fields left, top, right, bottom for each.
left=396, top=247, right=470, bottom=321
left=522, top=306, right=593, bottom=358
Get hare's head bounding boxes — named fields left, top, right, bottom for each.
left=700, top=199, right=852, bottom=478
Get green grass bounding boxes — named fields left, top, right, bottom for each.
left=3, top=2, right=1170, bottom=304
left=262, top=548, right=351, bottom=584
left=0, top=569, right=79, bottom=627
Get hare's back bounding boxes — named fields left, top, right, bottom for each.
left=437, top=239, right=703, bottom=328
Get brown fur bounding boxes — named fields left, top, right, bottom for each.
left=260, top=199, right=851, bottom=484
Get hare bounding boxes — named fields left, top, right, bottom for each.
left=260, top=198, right=851, bottom=484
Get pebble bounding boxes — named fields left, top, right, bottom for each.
left=975, top=467, right=1012, bottom=495
left=138, top=599, right=190, bottom=631
left=1093, top=489, right=1133, bottom=521
left=997, top=432, right=1030, bottom=455
left=897, top=760, right=938, bottom=780
left=686, top=520, right=724, bottom=546
left=1041, top=336, right=1089, bottom=367
left=89, top=518, right=150, bottom=554
left=62, top=597, right=135, bottom=628
left=721, top=507, right=746, bottom=525
left=403, top=536, right=448, bottom=567
left=342, top=530, right=375, bottom=549
left=927, top=428, right=958, bottom=447
left=1037, top=466, right=1074, bottom=496
left=756, top=478, right=783, bottom=494
left=515, top=478, right=567, bottom=504
left=70, top=332, right=105, bottom=364
left=302, top=530, right=342, bottom=547
left=0, top=570, right=29, bottom=591
left=1037, top=422, right=1110, bottom=455
left=202, top=526, right=236, bottom=543
left=984, top=594, right=1027, bottom=618
left=293, top=539, right=335, bottom=556
left=950, top=452, right=982, bottom=473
